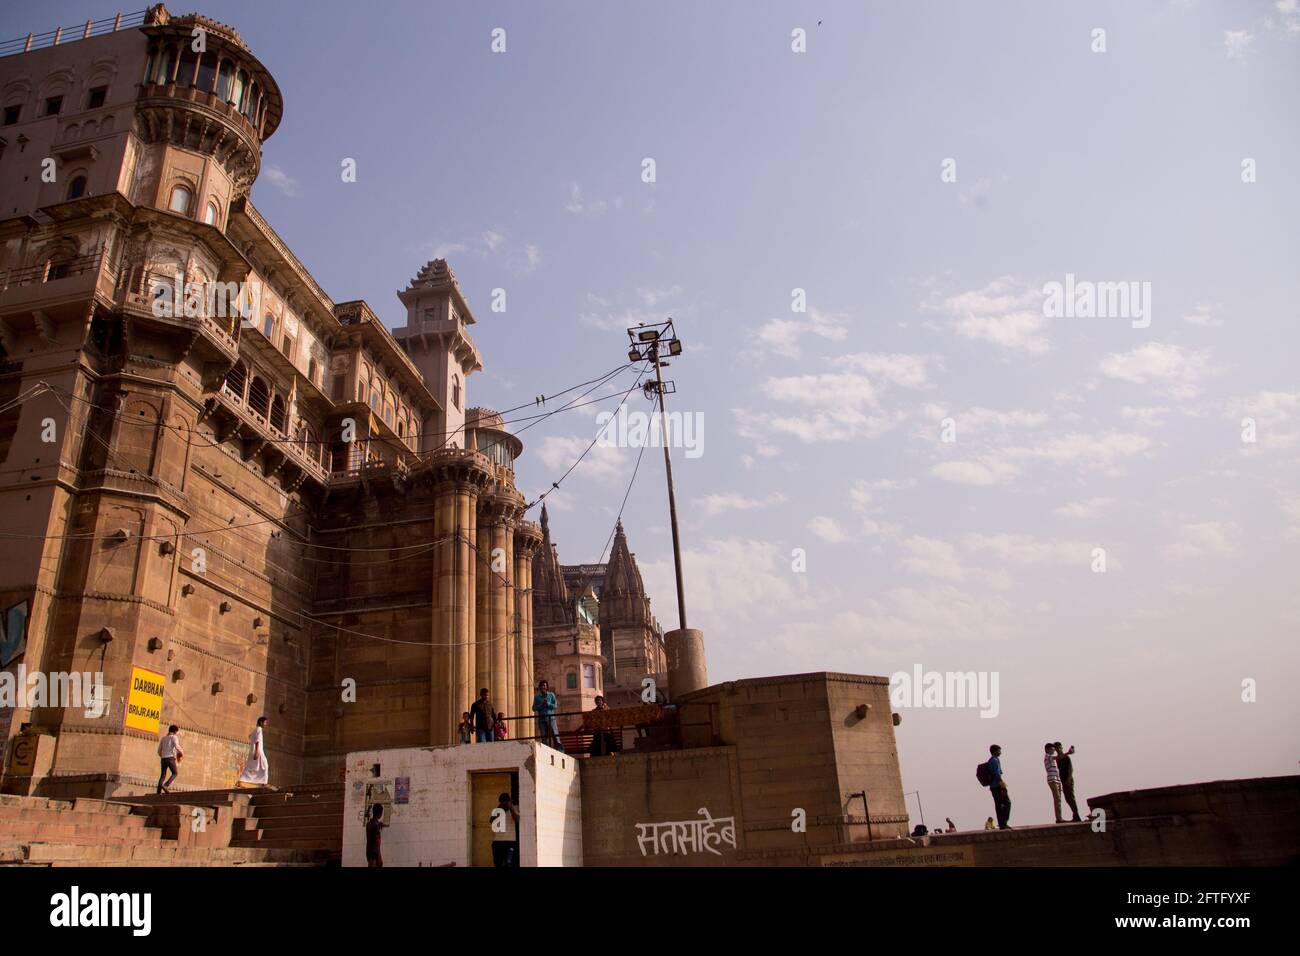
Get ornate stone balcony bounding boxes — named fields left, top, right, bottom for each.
left=114, top=268, right=240, bottom=365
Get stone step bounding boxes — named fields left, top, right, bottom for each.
left=0, top=806, right=152, bottom=828
left=70, top=798, right=137, bottom=816
left=249, top=800, right=344, bottom=819
left=248, top=787, right=343, bottom=807
left=0, top=795, right=75, bottom=812
left=0, top=821, right=168, bottom=845
left=230, top=836, right=342, bottom=853
left=235, top=816, right=340, bottom=842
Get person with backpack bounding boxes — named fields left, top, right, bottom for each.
left=978, top=744, right=1011, bottom=829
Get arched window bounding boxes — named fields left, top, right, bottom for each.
left=66, top=176, right=87, bottom=200
left=176, top=48, right=198, bottom=88
left=196, top=52, right=216, bottom=93
left=262, top=314, right=274, bottom=340
left=223, top=361, right=248, bottom=402
left=566, top=671, right=578, bottom=690
left=216, top=60, right=233, bottom=101
left=168, top=184, right=192, bottom=215
left=369, top=391, right=381, bottom=414
left=452, top=375, right=461, bottom=411
left=270, top=394, right=287, bottom=433
left=230, top=69, right=246, bottom=107
left=204, top=202, right=219, bottom=226
left=155, top=45, right=176, bottom=85
left=248, top=376, right=270, bottom=419
left=383, top=403, right=394, bottom=427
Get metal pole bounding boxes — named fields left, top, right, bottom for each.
left=652, top=344, right=688, bottom=631
left=906, top=789, right=926, bottom=828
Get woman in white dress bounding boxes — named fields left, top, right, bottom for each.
left=237, top=716, right=270, bottom=787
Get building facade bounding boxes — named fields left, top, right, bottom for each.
left=0, top=5, right=546, bottom=794
left=532, top=506, right=667, bottom=730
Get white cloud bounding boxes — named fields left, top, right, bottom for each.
left=565, top=182, right=611, bottom=216
left=807, top=516, right=850, bottom=544
left=639, top=537, right=813, bottom=629
left=534, top=434, right=625, bottom=484
left=929, top=277, right=1049, bottom=353
left=697, top=492, right=787, bottom=518
left=1224, top=29, right=1255, bottom=59
left=1121, top=406, right=1172, bottom=427
left=637, top=285, right=683, bottom=308
left=1226, top=391, right=1298, bottom=451
left=963, top=533, right=1099, bottom=568
left=1164, top=521, right=1241, bottom=559
left=832, top=352, right=937, bottom=389
left=261, top=166, right=301, bottom=198
left=1099, top=343, right=1212, bottom=399
left=1182, top=302, right=1224, bottom=327
left=1007, top=431, right=1151, bottom=474
left=900, top=535, right=967, bottom=581
left=930, top=458, right=1020, bottom=486
left=1054, top=497, right=1114, bottom=519
left=755, top=307, right=849, bottom=358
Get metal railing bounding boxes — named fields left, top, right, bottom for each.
left=0, top=11, right=147, bottom=58
left=0, top=248, right=107, bottom=292
left=116, top=268, right=241, bottom=355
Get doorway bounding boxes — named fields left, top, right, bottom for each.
left=470, top=770, right=520, bottom=867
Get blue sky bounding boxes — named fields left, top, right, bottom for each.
left=8, top=0, right=1298, bottom=828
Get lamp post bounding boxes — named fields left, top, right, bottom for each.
left=627, top=320, right=687, bottom=631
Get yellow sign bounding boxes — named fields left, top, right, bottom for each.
left=125, top=666, right=165, bottom=733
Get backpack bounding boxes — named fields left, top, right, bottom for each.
left=975, top=761, right=995, bottom=787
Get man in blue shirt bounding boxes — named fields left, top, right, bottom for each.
left=987, top=744, right=1012, bottom=829
left=532, top=679, right=564, bottom=752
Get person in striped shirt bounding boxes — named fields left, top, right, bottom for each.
left=1044, top=742, right=1064, bottom=823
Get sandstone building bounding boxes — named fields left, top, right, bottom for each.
left=532, top=506, right=667, bottom=729
left=0, top=4, right=609, bottom=794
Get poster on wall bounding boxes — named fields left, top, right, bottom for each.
left=0, top=601, right=29, bottom=668
left=124, top=665, right=166, bottom=734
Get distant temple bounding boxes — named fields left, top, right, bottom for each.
left=531, top=506, right=666, bottom=729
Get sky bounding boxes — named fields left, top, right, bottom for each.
left=7, top=0, right=1298, bottom=829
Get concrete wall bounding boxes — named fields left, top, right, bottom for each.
left=579, top=673, right=910, bottom=865
left=580, top=747, right=742, bottom=866
left=534, top=744, right=583, bottom=866
left=341, top=740, right=581, bottom=867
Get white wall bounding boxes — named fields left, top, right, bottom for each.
left=535, top=746, right=584, bottom=866
left=341, top=740, right=582, bottom=867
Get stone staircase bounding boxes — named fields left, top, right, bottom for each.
left=0, top=792, right=329, bottom=866
left=230, top=785, right=343, bottom=862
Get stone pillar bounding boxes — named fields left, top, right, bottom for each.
left=430, top=453, right=488, bottom=746
left=665, top=628, right=708, bottom=698
left=474, top=519, right=492, bottom=708
left=514, top=522, right=542, bottom=731
left=490, top=518, right=513, bottom=717
left=476, top=491, right=523, bottom=721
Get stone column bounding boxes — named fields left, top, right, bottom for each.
left=476, top=491, right=523, bottom=720
left=514, top=522, right=542, bottom=731
left=474, top=518, right=492, bottom=709
left=429, top=452, right=488, bottom=746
